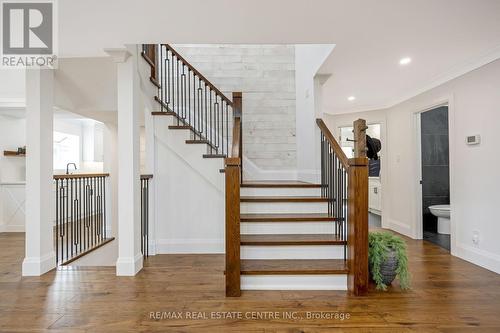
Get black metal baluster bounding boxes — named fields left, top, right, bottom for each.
left=103, top=176, right=107, bottom=239
left=70, top=178, right=74, bottom=258
left=209, top=89, right=213, bottom=154
left=204, top=84, right=208, bottom=140
left=146, top=178, right=149, bottom=257
left=55, top=179, right=59, bottom=264
left=226, top=103, right=229, bottom=156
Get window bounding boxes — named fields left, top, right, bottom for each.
left=53, top=131, right=80, bottom=170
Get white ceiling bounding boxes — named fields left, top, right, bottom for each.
left=47, top=0, right=500, bottom=114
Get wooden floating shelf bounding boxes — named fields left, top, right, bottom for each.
left=3, top=150, right=26, bottom=157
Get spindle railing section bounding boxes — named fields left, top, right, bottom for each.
left=146, top=44, right=235, bottom=157
left=54, top=173, right=112, bottom=265
left=319, top=123, right=349, bottom=261
left=141, top=174, right=153, bottom=258
left=316, top=118, right=369, bottom=296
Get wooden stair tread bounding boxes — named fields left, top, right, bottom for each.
left=241, top=234, right=345, bottom=245
left=240, top=213, right=337, bottom=222
left=241, top=181, right=322, bottom=188
left=203, top=154, right=226, bottom=158
left=240, top=196, right=328, bottom=203
left=240, top=259, right=348, bottom=275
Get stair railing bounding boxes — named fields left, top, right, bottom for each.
left=316, top=118, right=369, bottom=296
left=53, top=173, right=113, bottom=265
left=144, top=44, right=235, bottom=158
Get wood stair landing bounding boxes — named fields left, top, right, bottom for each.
left=241, top=234, right=346, bottom=246
left=240, top=213, right=338, bottom=222
left=240, top=259, right=348, bottom=275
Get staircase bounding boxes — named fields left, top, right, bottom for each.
left=238, top=181, right=348, bottom=290
left=141, top=44, right=369, bottom=296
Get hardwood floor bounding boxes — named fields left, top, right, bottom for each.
left=1, top=232, right=500, bottom=332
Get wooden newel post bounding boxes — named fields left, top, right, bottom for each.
left=225, top=157, right=241, bottom=296
left=347, top=119, right=369, bottom=296
left=232, top=92, right=243, bottom=182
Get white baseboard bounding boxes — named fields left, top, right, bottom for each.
left=22, top=251, right=56, bottom=276
left=241, top=275, right=347, bottom=290
left=155, top=238, right=224, bottom=254
left=0, top=225, right=25, bottom=232
left=116, top=252, right=143, bottom=276
left=387, top=219, right=414, bottom=238
left=454, top=243, right=500, bottom=274
left=297, top=169, right=320, bottom=184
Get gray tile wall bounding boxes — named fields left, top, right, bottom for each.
left=421, top=106, right=450, bottom=232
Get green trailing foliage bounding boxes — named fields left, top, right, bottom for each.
left=368, top=231, right=411, bottom=290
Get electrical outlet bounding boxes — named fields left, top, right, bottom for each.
left=472, top=230, right=480, bottom=245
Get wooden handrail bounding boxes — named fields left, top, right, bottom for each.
left=316, top=118, right=349, bottom=169
left=163, top=44, right=234, bottom=106
left=53, top=173, right=109, bottom=180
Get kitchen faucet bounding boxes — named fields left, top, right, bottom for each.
left=66, top=163, right=77, bottom=175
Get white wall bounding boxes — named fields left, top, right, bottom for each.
left=173, top=45, right=297, bottom=172
left=153, top=115, right=225, bottom=253
left=0, top=115, right=26, bottom=182
left=325, top=59, right=500, bottom=274
left=294, top=45, right=335, bottom=182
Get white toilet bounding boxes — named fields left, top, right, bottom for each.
left=429, top=205, right=451, bottom=235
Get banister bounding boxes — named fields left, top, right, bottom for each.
left=53, top=173, right=110, bottom=180
left=163, top=44, right=234, bottom=106
left=316, top=118, right=349, bottom=169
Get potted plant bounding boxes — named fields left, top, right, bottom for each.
left=368, top=231, right=410, bottom=290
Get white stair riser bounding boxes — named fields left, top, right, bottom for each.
left=241, top=275, right=347, bottom=290
left=241, top=187, right=321, bottom=197
left=241, top=222, right=337, bottom=234
left=241, top=245, right=345, bottom=260
left=241, top=202, right=328, bottom=214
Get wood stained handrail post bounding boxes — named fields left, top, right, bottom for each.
left=225, top=157, right=241, bottom=296
left=232, top=92, right=243, bottom=182
left=347, top=158, right=369, bottom=295
left=347, top=118, right=369, bottom=296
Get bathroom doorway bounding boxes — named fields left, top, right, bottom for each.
left=419, top=105, right=450, bottom=251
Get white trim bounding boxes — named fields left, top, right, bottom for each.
left=0, top=225, right=24, bottom=232
left=104, top=48, right=132, bottom=63
left=329, top=45, right=500, bottom=115
left=387, top=219, right=414, bottom=238
left=412, top=96, right=455, bottom=254
left=0, top=97, right=25, bottom=109
left=241, top=275, right=347, bottom=291
left=455, top=243, right=500, bottom=274
left=155, top=238, right=224, bottom=254
left=116, top=252, right=143, bottom=276
left=21, top=251, right=56, bottom=276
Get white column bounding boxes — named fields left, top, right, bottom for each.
left=22, top=69, right=55, bottom=276
left=107, top=47, right=143, bottom=276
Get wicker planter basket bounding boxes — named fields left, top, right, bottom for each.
left=371, top=248, right=398, bottom=285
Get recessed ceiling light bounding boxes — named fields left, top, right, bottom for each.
left=348, top=96, right=356, bottom=101
left=399, top=57, right=412, bottom=65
